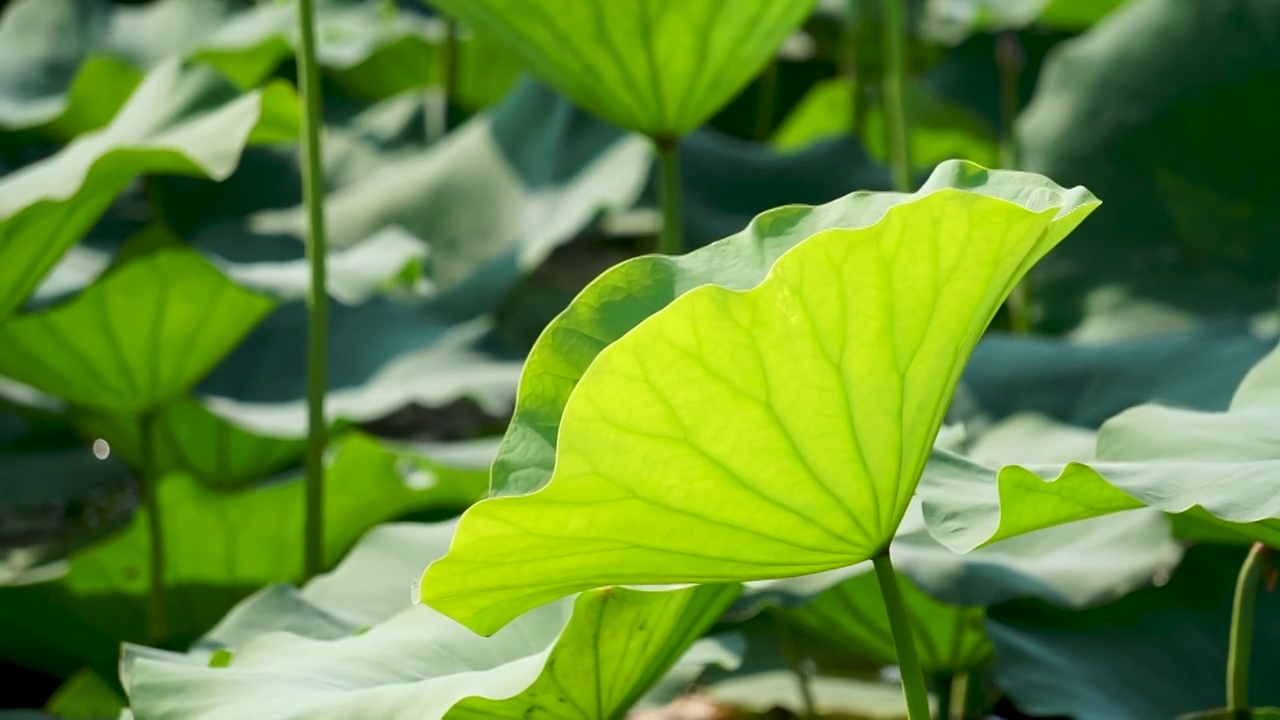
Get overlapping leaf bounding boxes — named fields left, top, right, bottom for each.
left=419, top=161, right=1098, bottom=635
left=0, top=61, right=297, bottom=321
left=0, top=434, right=492, bottom=680
left=121, top=519, right=739, bottom=720
left=426, top=0, right=816, bottom=138
left=921, top=341, right=1280, bottom=553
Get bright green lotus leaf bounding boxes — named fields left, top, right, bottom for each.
left=0, top=248, right=275, bottom=416
left=121, top=519, right=739, bottom=720
left=0, top=433, right=492, bottom=680
left=425, top=0, right=816, bottom=138
left=922, top=342, right=1280, bottom=553
left=421, top=163, right=1099, bottom=635
left=922, top=0, right=1129, bottom=44
left=0, top=61, right=298, bottom=321
left=492, top=160, right=1094, bottom=497
left=772, top=79, right=998, bottom=170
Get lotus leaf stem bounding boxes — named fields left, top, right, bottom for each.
left=874, top=550, right=932, bottom=720
left=881, top=0, right=911, bottom=192
left=139, top=412, right=167, bottom=643
left=296, top=0, right=330, bottom=580
left=1228, top=542, right=1273, bottom=712
left=997, top=32, right=1032, bottom=333
left=656, top=137, right=684, bottom=255
left=754, top=60, right=778, bottom=141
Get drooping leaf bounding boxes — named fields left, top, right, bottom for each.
left=121, top=519, right=739, bottom=720
left=0, top=434, right=492, bottom=680
left=421, top=161, right=1098, bottom=635
left=0, top=248, right=275, bottom=415
left=0, top=61, right=297, bottom=321
left=922, top=341, right=1280, bottom=553
left=425, top=0, right=816, bottom=138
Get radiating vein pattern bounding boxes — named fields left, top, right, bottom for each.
left=422, top=182, right=1099, bottom=635
left=426, top=0, right=816, bottom=137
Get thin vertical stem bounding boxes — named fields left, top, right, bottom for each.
left=753, top=60, right=779, bottom=141
left=873, top=551, right=931, bottom=720
left=996, top=32, right=1031, bottom=333
left=880, top=0, right=911, bottom=191
left=949, top=672, right=971, bottom=720
left=935, top=673, right=954, bottom=720
left=1228, top=543, right=1272, bottom=712
left=773, top=614, right=818, bottom=719
left=655, top=138, right=683, bottom=255
left=296, top=0, right=329, bottom=580
left=441, top=16, right=459, bottom=134
left=139, top=412, right=167, bottom=643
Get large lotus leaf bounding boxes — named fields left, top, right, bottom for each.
left=0, top=433, right=491, bottom=680
left=0, top=248, right=275, bottom=415
left=771, top=78, right=998, bottom=170
left=1019, top=0, right=1280, bottom=313
left=421, top=162, right=1098, bottom=635
left=425, top=0, right=815, bottom=138
left=922, top=0, right=1129, bottom=44
left=922, top=341, right=1280, bottom=552
left=121, top=518, right=739, bottom=720
left=0, top=61, right=297, bottom=321
left=988, top=544, right=1280, bottom=719
left=492, top=160, right=1091, bottom=497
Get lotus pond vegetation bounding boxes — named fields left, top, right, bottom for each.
left=3, top=0, right=1280, bottom=719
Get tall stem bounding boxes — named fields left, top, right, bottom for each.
left=296, top=0, right=330, bottom=580
left=774, top=614, right=817, bottom=719
left=873, top=551, right=931, bottom=720
left=753, top=60, right=779, bottom=142
left=139, top=412, right=167, bottom=643
left=655, top=138, right=683, bottom=255
left=1228, top=542, right=1272, bottom=712
left=996, top=32, right=1030, bottom=333
left=881, top=0, right=911, bottom=192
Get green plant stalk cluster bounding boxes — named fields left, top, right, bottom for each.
left=656, top=138, right=684, bottom=255
left=295, top=0, right=331, bottom=580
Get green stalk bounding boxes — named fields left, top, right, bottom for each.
left=753, top=60, right=779, bottom=142
left=949, top=672, right=971, bottom=720
left=296, top=0, right=330, bottom=580
left=774, top=614, right=818, bottom=719
left=995, top=32, right=1030, bottom=333
left=847, top=0, right=875, bottom=138
left=935, top=673, right=954, bottom=720
left=1228, top=543, right=1273, bottom=712
left=655, top=138, right=683, bottom=255
left=139, top=412, right=167, bottom=643
left=873, top=551, right=931, bottom=720
left=880, top=0, right=911, bottom=192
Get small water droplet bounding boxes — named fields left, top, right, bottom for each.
left=395, top=458, right=437, bottom=491
left=92, top=439, right=110, bottom=460
left=410, top=577, right=422, bottom=605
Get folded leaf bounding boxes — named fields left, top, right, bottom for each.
left=422, top=161, right=1098, bottom=634
left=121, top=520, right=738, bottom=720
left=0, top=61, right=297, bottom=321
left=921, top=342, right=1280, bottom=553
